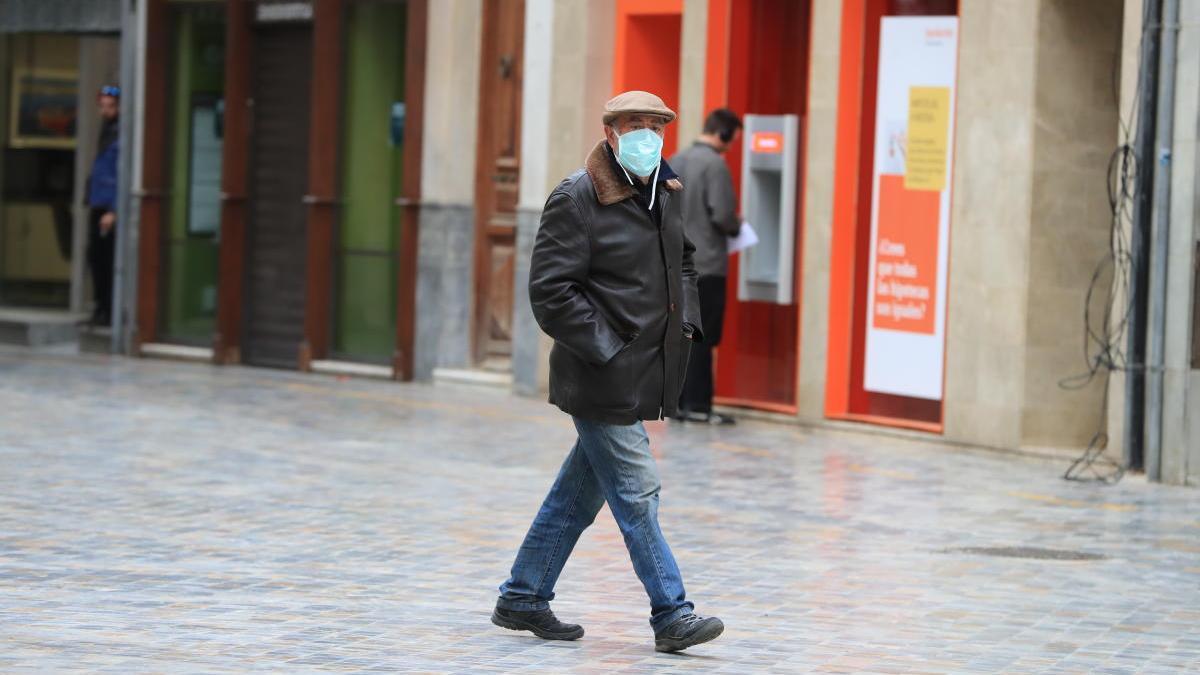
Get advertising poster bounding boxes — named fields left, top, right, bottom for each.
left=863, top=17, right=958, bottom=400
left=9, top=69, right=78, bottom=149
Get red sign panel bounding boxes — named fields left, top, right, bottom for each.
left=750, top=131, right=784, bottom=154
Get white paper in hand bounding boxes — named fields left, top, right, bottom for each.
left=727, top=221, right=759, bottom=254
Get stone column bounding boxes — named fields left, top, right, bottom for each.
left=945, top=0, right=1122, bottom=453
left=511, top=0, right=615, bottom=395
left=414, top=0, right=483, bottom=380
left=1019, top=0, right=1122, bottom=451
left=511, top=0, right=556, bottom=395
left=676, top=0, right=708, bottom=144
left=796, top=0, right=843, bottom=421
left=943, top=0, right=1040, bottom=449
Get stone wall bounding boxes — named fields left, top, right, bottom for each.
left=943, top=0, right=1040, bottom=449
left=944, top=0, right=1122, bottom=452
left=414, top=204, right=474, bottom=380
left=1021, top=0, right=1122, bottom=449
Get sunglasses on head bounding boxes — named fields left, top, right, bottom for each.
left=99, top=85, right=120, bottom=98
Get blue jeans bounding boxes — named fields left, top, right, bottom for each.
left=497, top=417, right=694, bottom=632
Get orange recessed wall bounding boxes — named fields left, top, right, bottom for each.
left=613, top=0, right=683, bottom=156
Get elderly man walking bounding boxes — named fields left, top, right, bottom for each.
left=492, top=91, right=724, bottom=653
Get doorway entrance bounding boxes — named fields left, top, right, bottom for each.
left=0, top=33, right=119, bottom=314
left=332, top=1, right=407, bottom=364
left=471, top=0, right=524, bottom=368
left=242, top=23, right=311, bottom=368
left=160, top=5, right=224, bottom=346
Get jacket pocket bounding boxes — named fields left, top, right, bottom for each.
left=581, top=338, right=639, bottom=412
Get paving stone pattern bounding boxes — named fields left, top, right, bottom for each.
left=1, top=347, right=1199, bottom=673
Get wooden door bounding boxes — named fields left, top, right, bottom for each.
left=243, top=24, right=312, bottom=368
left=472, top=0, right=524, bottom=365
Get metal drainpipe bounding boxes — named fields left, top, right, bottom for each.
left=1146, top=0, right=1181, bottom=482
left=1123, top=0, right=1161, bottom=470
left=1125, top=0, right=1162, bottom=471
left=110, top=0, right=141, bottom=355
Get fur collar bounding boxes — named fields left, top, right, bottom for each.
left=584, top=140, right=683, bottom=206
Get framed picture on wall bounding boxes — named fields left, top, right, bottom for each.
left=9, top=68, right=78, bottom=149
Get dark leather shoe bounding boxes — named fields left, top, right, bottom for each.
left=491, top=606, right=584, bottom=641
left=654, top=613, right=724, bottom=652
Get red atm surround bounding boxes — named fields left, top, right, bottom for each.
left=707, top=0, right=811, bottom=413
left=826, top=0, right=958, bottom=432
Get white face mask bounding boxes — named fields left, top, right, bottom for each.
left=615, top=128, right=664, bottom=177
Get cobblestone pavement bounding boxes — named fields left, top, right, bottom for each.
left=1, top=347, right=1199, bottom=673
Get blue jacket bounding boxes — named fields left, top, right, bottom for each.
left=87, top=137, right=119, bottom=212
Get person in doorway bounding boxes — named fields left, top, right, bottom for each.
left=86, top=85, right=120, bottom=325
left=669, top=108, right=742, bottom=425
left=492, top=91, right=724, bottom=653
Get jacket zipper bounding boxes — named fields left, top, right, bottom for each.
left=655, top=192, right=671, bottom=417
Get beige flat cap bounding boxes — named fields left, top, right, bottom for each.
left=603, top=90, right=676, bottom=125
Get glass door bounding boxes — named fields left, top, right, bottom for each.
left=162, top=6, right=224, bottom=344
left=333, top=1, right=407, bottom=362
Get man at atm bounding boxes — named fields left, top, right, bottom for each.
left=669, top=108, right=742, bottom=425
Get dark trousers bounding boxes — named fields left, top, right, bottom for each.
left=87, top=207, right=115, bottom=318
left=679, top=275, right=726, bottom=414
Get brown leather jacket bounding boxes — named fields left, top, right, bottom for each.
left=529, top=141, right=703, bottom=424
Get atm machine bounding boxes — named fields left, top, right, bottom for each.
left=738, top=114, right=800, bottom=304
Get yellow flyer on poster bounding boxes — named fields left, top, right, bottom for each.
left=904, top=86, right=950, bottom=192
